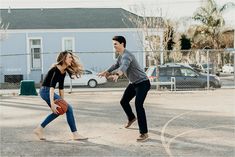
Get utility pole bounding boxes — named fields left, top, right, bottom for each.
left=160, top=8, right=164, bottom=65
left=233, top=29, right=235, bottom=87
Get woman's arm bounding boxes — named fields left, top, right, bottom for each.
left=59, top=89, right=64, bottom=99
left=50, top=87, right=59, bottom=114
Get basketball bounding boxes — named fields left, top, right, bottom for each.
left=54, top=98, right=68, bottom=115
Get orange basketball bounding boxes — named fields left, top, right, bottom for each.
left=54, top=99, right=68, bottom=115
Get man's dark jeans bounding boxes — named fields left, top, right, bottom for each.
left=120, top=80, right=151, bottom=134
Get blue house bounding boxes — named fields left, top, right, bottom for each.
left=0, top=8, right=163, bottom=84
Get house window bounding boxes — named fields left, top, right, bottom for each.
left=29, top=39, right=42, bottom=69
left=62, top=37, right=75, bottom=52
left=4, top=74, right=23, bottom=83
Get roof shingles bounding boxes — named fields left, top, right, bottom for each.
left=0, top=8, right=139, bottom=29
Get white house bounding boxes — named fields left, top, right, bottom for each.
left=0, top=8, right=164, bottom=84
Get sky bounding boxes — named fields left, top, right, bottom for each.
left=1, top=0, right=235, bottom=27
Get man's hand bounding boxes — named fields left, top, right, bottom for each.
left=98, top=71, right=110, bottom=78
left=107, top=74, right=119, bottom=82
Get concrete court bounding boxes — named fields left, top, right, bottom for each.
left=0, top=88, right=235, bottom=157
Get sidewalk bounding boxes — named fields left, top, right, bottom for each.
left=0, top=89, right=235, bottom=157
left=0, top=87, right=125, bottom=96
left=1, top=86, right=235, bottom=96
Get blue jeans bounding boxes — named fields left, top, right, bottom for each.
left=39, top=86, right=77, bottom=132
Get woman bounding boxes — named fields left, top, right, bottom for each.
left=33, top=51, right=87, bottom=141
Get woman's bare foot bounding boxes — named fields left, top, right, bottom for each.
left=72, top=131, right=88, bottom=141
left=33, top=126, right=46, bottom=140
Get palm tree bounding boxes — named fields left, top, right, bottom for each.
left=192, top=0, right=234, bottom=49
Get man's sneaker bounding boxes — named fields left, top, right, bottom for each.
left=125, top=117, right=136, bottom=128
left=137, top=133, right=149, bottom=142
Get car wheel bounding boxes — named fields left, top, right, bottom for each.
left=209, top=82, right=216, bottom=88
left=88, top=79, right=97, bottom=88
left=203, top=82, right=216, bottom=89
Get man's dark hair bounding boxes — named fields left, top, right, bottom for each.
left=112, top=36, right=126, bottom=48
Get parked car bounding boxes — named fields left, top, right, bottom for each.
left=146, top=64, right=221, bottom=89
left=222, top=64, right=234, bottom=73
left=189, top=64, right=204, bottom=73
left=64, top=69, right=107, bottom=88
left=201, top=63, right=220, bottom=76
left=189, top=63, right=220, bottom=76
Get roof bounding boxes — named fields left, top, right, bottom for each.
left=0, top=8, right=143, bottom=29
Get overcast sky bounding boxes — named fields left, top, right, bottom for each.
left=1, top=0, right=235, bottom=27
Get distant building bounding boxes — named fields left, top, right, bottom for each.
left=0, top=8, right=164, bottom=84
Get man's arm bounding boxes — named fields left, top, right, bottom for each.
left=106, top=63, right=119, bottom=73
left=108, top=55, right=131, bottom=82
left=108, top=55, right=132, bottom=82
left=98, top=60, right=120, bottom=78
left=107, top=70, right=123, bottom=82
left=118, top=54, right=131, bottom=74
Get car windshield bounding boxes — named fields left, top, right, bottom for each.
left=202, top=64, right=212, bottom=68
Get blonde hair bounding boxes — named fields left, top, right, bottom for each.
left=55, top=51, right=83, bottom=77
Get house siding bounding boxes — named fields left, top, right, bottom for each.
left=1, top=33, right=28, bottom=83
left=1, top=29, right=145, bottom=83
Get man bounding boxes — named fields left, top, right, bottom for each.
left=98, top=36, right=151, bottom=142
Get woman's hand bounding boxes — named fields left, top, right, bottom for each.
left=50, top=103, right=60, bottom=114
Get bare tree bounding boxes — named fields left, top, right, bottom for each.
left=162, top=19, right=177, bottom=62
left=123, top=6, right=181, bottom=66
left=123, top=6, right=164, bottom=67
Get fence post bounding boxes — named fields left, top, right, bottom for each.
left=160, top=50, right=164, bottom=65
left=206, top=50, right=210, bottom=89
left=234, top=51, right=235, bottom=87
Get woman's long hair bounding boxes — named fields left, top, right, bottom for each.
left=55, top=51, right=83, bottom=78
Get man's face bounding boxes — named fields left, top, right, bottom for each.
left=112, top=40, right=124, bottom=53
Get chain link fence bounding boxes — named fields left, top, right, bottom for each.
left=0, top=49, right=234, bottom=91
left=145, top=49, right=235, bottom=90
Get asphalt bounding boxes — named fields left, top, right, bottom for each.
left=0, top=88, right=235, bottom=157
